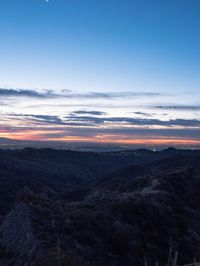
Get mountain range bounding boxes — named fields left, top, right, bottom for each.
left=0, top=148, right=200, bottom=265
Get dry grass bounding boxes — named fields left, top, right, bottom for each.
left=144, top=248, right=200, bottom=266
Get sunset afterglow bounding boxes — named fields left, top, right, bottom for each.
left=0, top=1, right=199, bottom=146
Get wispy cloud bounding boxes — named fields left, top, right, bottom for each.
left=0, top=88, right=164, bottom=100
left=0, top=88, right=55, bottom=98
left=1, top=124, right=200, bottom=143
left=7, top=113, right=200, bottom=128
left=155, top=105, right=200, bottom=111
left=64, top=115, right=200, bottom=127
left=1, top=112, right=200, bottom=144
left=9, top=114, right=66, bottom=125
left=133, top=111, right=157, bottom=117
left=71, top=110, right=107, bottom=116
left=68, top=91, right=164, bottom=99
left=0, top=88, right=199, bottom=144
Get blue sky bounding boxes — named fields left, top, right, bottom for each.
left=0, top=0, right=199, bottom=144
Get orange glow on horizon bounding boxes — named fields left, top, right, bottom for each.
left=0, top=130, right=62, bottom=141
left=1, top=131, right=200, bottom=145
left=48, top=137, right=200, bottom=145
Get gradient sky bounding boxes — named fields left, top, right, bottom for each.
left=0, top=0, right=200, bottom=145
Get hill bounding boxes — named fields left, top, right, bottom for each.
left=0, top=148, right=200, bottom=265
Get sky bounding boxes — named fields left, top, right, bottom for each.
left=0, top=0, right=200, bottom=145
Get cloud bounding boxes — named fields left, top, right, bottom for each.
left=1, top=117, right=200, bottom=143
left=3, top=112, right=200, bottom=145
left=71, top=92, right=163, bottom=99
left=0, top=101, right=10, bottom=106
left=71, top=110, right=107, bottom=116
left=65, top=115, right=200, bottom=127
left=26, top=114, right=65, bottom=124
left=6, top=112, right=200, bottom=128
left=64, top=91, right=164, bottom=100
left=4, top=126, right=200, bottom=141
left=11, top=114, right=66, bottom=125
left=0, top=88, right=57, bottom=98
left=41, top=127, right=200, bottom=140
left=0, top=88, right=164, bottom=100
left=155, top=105, right=200, bottom=111
left=133, top=111, right=156, bottom=117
